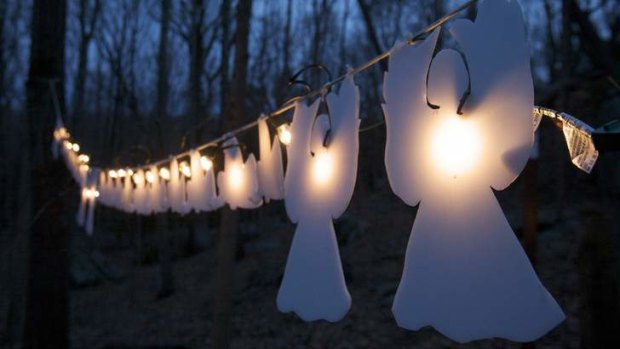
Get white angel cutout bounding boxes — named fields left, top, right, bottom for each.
left=277, top=76, right=360, bottom=322
left=187, top=150, right=223, bottom=211
left=257, top=116, right=285, bottom=202
left=383, top=0, right=564, bottom=343
left=132, top=170, right=149, bottom=215
left=216, top=137, right=262, bottom=210
left=76, top=169, right=99, bottom=235
left=121, top=172, right=134, bottom=212
left=147, top=166, right=168, bottom=214
left=168, top=159, right=192, bottom=215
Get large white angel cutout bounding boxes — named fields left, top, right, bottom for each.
left=257, top=116, right=285, bottom=202
left=277, top=76, right=360, bottom=322
left=383, top=0, right=564, bottom=343
left=216, top=137, right=262, bottom=210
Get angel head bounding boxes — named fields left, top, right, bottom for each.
left=384, top=6, right=533, bottom=205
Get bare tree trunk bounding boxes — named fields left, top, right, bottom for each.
left=156, top=0, right=174, bottom=298
left=357, top=0, right=386, bottom=71
left=23, top=0, right=68, bottom=347
left=73, top=0, right=101, bottom=122
left=212, top=1, right=252, bottom=347
left=218, top=0, right=230, bottom=133
left=189, top=0, right=205, bottom=145
left=275, top=0, right=293, bottom=104
left=156, top=0, right=170, bottom=122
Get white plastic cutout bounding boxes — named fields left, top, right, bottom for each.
left=76, top=169, right=99, bottom=235
left=216, top=137, right=262, bottom=210
left=257, top=117, right=285, bottom=202
left=132, top=170, right=149, bottom=215
left=168, top=158, right=191, bottom=215
left=147, top=165, right=168, bottom=213
left=121, top=171, right=134, bottom=212
left=277, top=76, right=360, bottom=322
left=383, top=0, right=564, bottom=342
left=187, top=150, right=223, bottom=211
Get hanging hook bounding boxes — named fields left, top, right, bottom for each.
left=309, top=88, right=334, bottom=156
left=425, top=48, right=472, bottom=115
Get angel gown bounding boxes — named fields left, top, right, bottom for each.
left=277, top=77, right=360, bottom=322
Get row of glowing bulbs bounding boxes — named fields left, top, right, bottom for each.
left=63, top=124, right=294, bottom=188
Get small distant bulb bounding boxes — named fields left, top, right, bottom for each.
left=145, top=171, right=155, bottom=183
left=127, top=169, right=134, bottom=177
left=277, top=124, right=292, bottom=145
left=313, top=151, right=333, bottom=185
left=83, top=188, right=100, bottom=199
left=58, top=127, right=68, bottom=138
left=180, top=161, right=191, bottom=178
left=200, top=156, right=213, bottom=171
left=78, top=154, right=90, bottom=164
left=108, top=170, right=118, bottom=179
left=72, top=143, right=80, bottom=152
left=159, top=167, right=170, bottom=181
left=117, top=169, right=127, bottom=177
left=64, top=141, right=73, bottom=150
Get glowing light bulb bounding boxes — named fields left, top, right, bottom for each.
left=64, top=141, right=73, bottom=150
left=431, top=116, right=482, bottom=177
left=313, top=150, right=333, bottom=184
left=145, top=171, right=155, bottom=183
left=180, top=161, right=191, bottom=178
left=200, top=156, right=213, bottom=171
left=132, top=172, right=143, bottom=185
left=230, top=165, right=243, bottom=189
left=117, top=169, right=127, bottom=177
left=79, top=164, right=90, bottom=172
left=108, top=170, right=118, bottom=179
left=83, top=188, right=99, bottom=199
left=78, top=154, right=90, bottom=164
left=277, top=124, right=292, bottom=145
left=127, top=169, right=134, bottom=177
left=54, top=128, right=68, bottom=140
left=159, top=167, right=170, bottom=181
left=72, top=143, right=80, bottom=152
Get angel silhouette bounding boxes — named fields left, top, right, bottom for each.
left=383, top=0, right=564, bottom=343
left=277, top=76, right=360, bottom=322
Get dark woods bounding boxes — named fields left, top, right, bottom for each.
left=1, top=0, right=619, bottom=348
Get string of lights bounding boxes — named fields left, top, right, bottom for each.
left=52, top=0, right=479, bottom=180
left=52, top=0, right=613, bottom=186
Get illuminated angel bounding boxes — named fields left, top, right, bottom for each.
left=383, top=0, right=564, bottom=342
left=216, top=137, right=262, bottom=210
left=277, top=76, right=360, bottom=322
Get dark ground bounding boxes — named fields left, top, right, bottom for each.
left=68, top=156, right=620, bottom=348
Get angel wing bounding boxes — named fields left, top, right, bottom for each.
left=383, top=30, right=440, bottom=207
left=284, top=99, right=321, bottom=223
left=324, top=76, right=360, bottom=218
